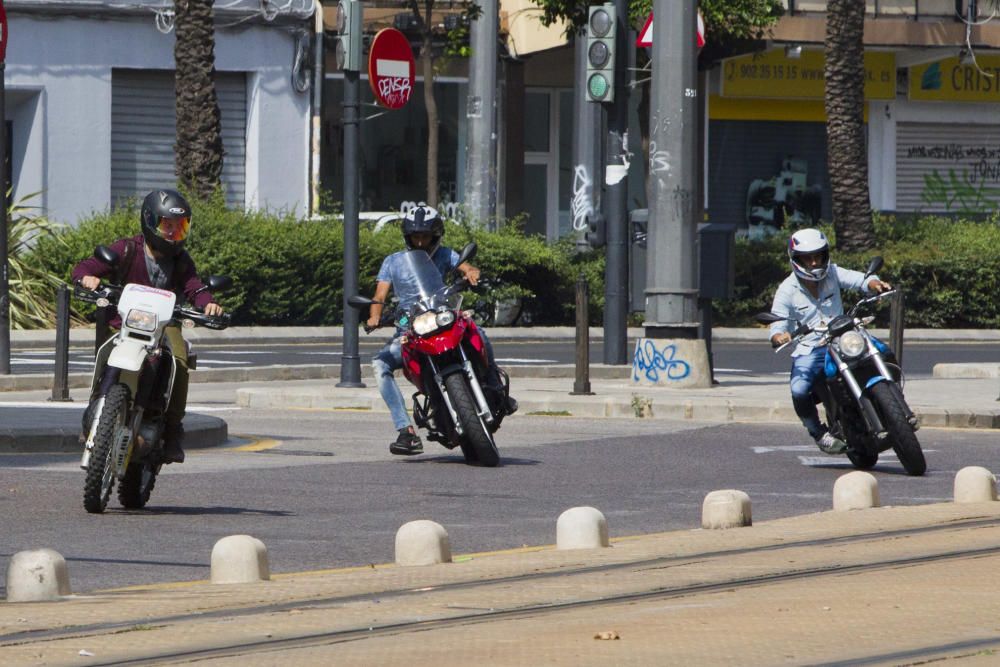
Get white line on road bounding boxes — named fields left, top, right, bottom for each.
left=495, top=358, right=558, bottom=364
left=0, top=401, right=241, bottom=412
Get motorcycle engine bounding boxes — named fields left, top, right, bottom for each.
left=135, top=420, right=163, bottom=458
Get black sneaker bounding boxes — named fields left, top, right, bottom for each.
left=390, top=429, right=424, bottom=456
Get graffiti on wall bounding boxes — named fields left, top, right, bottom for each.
left=632, top=339, right=691, bottom=383
left=912, top=143, right=1000, bottom=214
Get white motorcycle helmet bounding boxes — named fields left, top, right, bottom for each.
left=788, top=228, right=830, bottom=282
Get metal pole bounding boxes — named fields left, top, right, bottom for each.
left=338, top=70, right=364, bottom=387
left=571, top=273, right=593, bottom=395
left=602, top=0, right=629, bottom=364
left=644, top=0, right=700, bottom=339
left=464, top=0, right=498, bottom=226
left=889, top=290, right=904, bottom=368
left=51, top=284, right=71, bottom=402
left=0, top=62, right=8, bottom=375
left=572, top=30, right=602, bottom=252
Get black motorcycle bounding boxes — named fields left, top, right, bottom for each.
left=757, top=257, right=926, bottom=476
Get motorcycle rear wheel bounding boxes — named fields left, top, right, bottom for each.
left=444, top=373, right=500, bottom=467
left=870, top=382, right=926, bottom=476
left=83, top=384, right=130, bottom=513
left=118, top=462, right=157, bottom=509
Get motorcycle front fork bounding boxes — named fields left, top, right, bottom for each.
left=427, top=346, right=494, bottom=436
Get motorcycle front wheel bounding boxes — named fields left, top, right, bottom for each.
left=444, top=373, right=500, bottom=467
left=83, top=384, right=131, bottom=513
left=870, top=382, right=926, bottom=476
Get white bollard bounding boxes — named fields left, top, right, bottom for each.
left=6, top=549, right=71, bottom=602
left=833, top=471, right=880, bottom=511
left=211, top=535, right=270, bottom=584
left=702, top=490, right=752, bottom=529
left=954, top=466, right=998, bottom=503
left=395, top=520, right=452, bottom=566
left=556, top=506, right=609, bottom=550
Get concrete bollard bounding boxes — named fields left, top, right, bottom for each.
left=395, top=520, right=452, bottom=566
left=954, top=466, right=997, bottom=503
left=211, top=535, right=270, bottom=584
left=556, top=506, right=609, bottom=550
left=702, top=490, right=752, bottom=529
left=833, top=471, right=880, bottom=511
left=6, top=548, right=71, bottom=602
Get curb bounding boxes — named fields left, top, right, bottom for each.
left=0, top=412, right=229, bottom=453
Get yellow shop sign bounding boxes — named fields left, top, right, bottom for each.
left=909, top=56, right=1000, bottom=101
left=722, top=49, right=895, bottom=100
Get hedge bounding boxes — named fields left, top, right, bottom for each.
left=31, top=196, right=605, bottom=326
left=30, top=200, right=1000, bottom=329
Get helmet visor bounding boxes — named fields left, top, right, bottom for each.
left=157, top=216, right=190, bottom=243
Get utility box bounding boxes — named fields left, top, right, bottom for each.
left=628, top=211, right=737, bottom=311
left=697, top=222, right=737, bottom=300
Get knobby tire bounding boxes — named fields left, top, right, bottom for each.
left=83, top=384, right=130, bottom=513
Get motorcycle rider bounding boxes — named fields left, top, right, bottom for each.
left=366, top=204, right=516, bottom=456
left=768, top=228, right=891, bottom=454
left=73, top=189, right=224, bottom=464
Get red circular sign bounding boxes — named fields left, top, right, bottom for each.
left=368, top=28, right=415, bottom=110
left=0, top=2, right=8, bottom=63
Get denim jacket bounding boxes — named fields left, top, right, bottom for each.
left=768, top=264, right=878, bottom=357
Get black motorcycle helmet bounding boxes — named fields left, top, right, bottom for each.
left=140, top=189, right=192, bottom=257
left=402, top=204, right=444, bottom=256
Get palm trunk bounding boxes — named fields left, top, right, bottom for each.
left=174, top=0, right=224, bottom=199
left=824, top=0, right=874, bottom=251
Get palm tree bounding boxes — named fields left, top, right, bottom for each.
left=824, top=0, right=875, bottom=251
left=173, top=0, right=225, bottom=199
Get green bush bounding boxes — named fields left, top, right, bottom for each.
left=31, top=197, right=605, bottom=326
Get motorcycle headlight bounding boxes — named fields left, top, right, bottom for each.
left=412, top=311, right=440, bottom=335
left=435, top=310, right=456, bottom=329
left=125, top=309, right=157, bottom=332
left=838, top=331, right=866, bottom=359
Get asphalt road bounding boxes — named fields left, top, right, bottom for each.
left=1, top=402, right=997, bottom=595
left=8, top=340, right=1000, bottom=377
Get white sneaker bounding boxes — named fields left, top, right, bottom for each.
left=815, top=431, right=848, bottom=455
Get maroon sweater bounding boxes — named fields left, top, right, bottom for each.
left=72, top=235, right=215, bottom=326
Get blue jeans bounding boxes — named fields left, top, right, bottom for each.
left=372, top=328, right=496, bottom=432
left=790, top=347, right=828, bottom=439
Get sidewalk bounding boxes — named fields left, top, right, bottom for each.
left=236, top=371, right=1000, bottom=430
left=3, top=501, right=999, bottom=664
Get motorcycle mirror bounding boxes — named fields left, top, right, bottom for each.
left=754, top=312, right=784, bottom=325
left=456, top=242, right=478, bottom=266
left=204, top=275, right=233, bottom=292
left=95, top=245, right=120, bottom=267
left=864, top=255, right=884, bottom=277
left=347, top=295, right=376, bottom=309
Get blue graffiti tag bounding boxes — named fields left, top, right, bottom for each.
left=632, top=340, right=691, bottom=382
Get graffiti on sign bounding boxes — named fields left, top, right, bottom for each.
left=632, top=340, right=691, bottom=383
left=571, top=165, right=593, bottom=232
left=377, top=76, right=412, bottom=109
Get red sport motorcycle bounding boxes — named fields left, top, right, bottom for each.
left=350, top=243, right=510, bottom=467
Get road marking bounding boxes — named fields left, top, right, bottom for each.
left=753, top=445, right=818, bottom=453
left=496, top=358, right=558, bottom=364
left=228, top=436, right=282, bottom=452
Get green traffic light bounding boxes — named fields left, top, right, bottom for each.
left=588, top=74, right=610, bottom=100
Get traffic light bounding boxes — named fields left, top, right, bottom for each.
left=335, top=0, right=364, bottom=71
left=585, top=213, right=607, bottom=248
left=586, top=4, right=616, bottom=103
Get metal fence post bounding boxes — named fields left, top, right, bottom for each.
left=50, top=284, right=71, bottom=402
left=889, top=290, right=904, bottom=368
left=571, top=273, right=594, bottom=395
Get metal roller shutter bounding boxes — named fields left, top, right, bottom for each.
left=111, top=69, right=246, bottom=209
left=896, top=122, right=1000, bottom=213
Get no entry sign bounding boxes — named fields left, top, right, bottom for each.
left=368, top=28, right=415, bottom=109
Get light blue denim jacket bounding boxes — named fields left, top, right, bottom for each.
left=768, top=264, right=878, bottom=357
